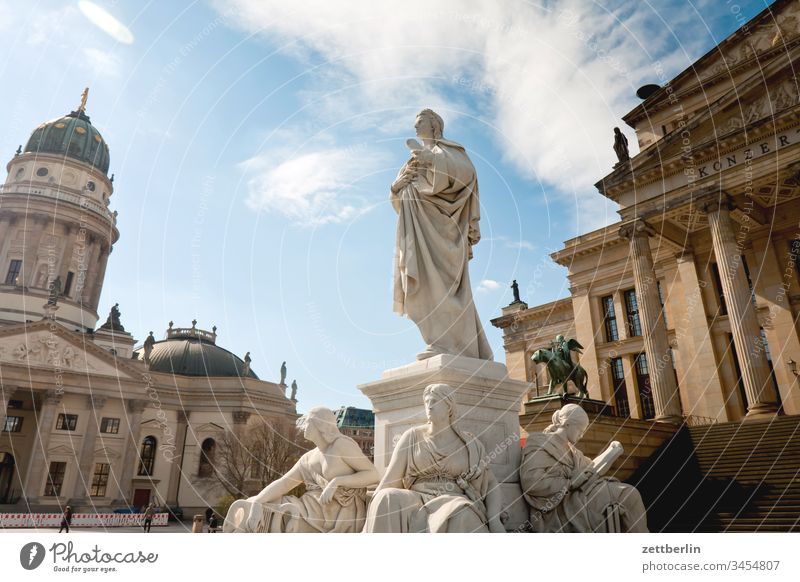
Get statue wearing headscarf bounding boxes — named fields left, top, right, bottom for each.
left=364, top=383, right=504, bottom=532
left=390, top=110, right=493, bottom=361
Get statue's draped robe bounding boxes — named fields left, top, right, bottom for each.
left=363, top=426, right=492, bottom=533
left=253, top=444, right=368, bottom=533
left=391, top=139, right=493, bottom=360
left=519, top=432, right=648, bottom=532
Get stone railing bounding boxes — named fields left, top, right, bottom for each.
left=0, top=184, right=115, bottom=224
left=166, top=326, right=217, bottom=344
left=682, top=414, right=719, bottom=427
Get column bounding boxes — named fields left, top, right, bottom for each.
left=89, top=244, right=110, bottom=310
left=570, top=288, right=602, bottom=400
left=620, top=219, right=683, bottom=422
left=21, top=216, right=47, bottom=287
left=621, top=355, right=641, bottom=419
left=672, top=251, right=729, bottom=421
left=77, top=238, right=102, bottom=304
left=0, top=216, right=15, bottom=271
left=702, top=198, right=778, bottom=418
left=69, top=395, right=107, bottom=502
left=750, top=236, right=800, bottom=415
left=21, top=390, right=63, bottom=504
left=57, top=226, right=76, bottom=290
left=113, top=399, right=146, bottom=505
left=165, top=411, right=190, bottom=507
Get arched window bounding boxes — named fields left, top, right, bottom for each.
left=137, top=436, right=157, bottom=476
left=198, top=438, right=216, bottom=478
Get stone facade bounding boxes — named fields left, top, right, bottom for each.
left=493, top=0, right=800, bottom=424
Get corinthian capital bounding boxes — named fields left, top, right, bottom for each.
left=619, top=218, right=655, bottom=240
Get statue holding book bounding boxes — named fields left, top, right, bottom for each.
left=519, top=404, right=648, bottom=532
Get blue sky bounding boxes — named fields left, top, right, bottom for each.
left=0, top=0, right=769, bottom=410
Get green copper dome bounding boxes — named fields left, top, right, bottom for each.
left=24, top=110, right=110, bottom=175
left=133, top=327, right=258, bottom=379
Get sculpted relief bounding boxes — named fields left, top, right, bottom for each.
left=0, top=334, right=97, bottom=372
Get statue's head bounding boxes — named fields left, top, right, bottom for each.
left=556, top=334, right=565, bottom=343
left=415, top=109, right=444, bottom=140
left=614, top=126, right=621, bottom=134
left=296, top=406, right=340, bottom=445
left=423, top=383, right=456, bottom=426
left=544, top=403, right=589, bottom=444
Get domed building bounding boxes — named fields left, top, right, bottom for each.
left=0, top=91, right=298, bottom=519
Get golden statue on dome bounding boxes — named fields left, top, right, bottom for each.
left=77, top=87, right=89, bottom=114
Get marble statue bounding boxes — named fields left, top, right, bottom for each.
left=243, top=352, right=251, bottom=376
left=363, top=383, right=505, bottom=533
left=224, top=407, right=378, bottom=533
left=46, top=276, right=62, bottom=306
left=390, top=109, right=493, bottom=361
left=531, top=335, right=589, bottom=398
left=280, top=361, right=287, bottom=386
left=290, top=380, right=298, bottom=401
left=613, top=127, right=630, bottom=165
left=519, top=404, right=648, bottom=532
left=142, top=332, right=155, bottom=366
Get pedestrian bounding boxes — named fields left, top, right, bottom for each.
left=208, top=512, right=218, bottom=533
left=143, top=503, right=154, bottom=533
left=58, top=506, right=72, bottom=533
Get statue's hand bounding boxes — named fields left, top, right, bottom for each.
left=319, top=479, right=339, bottom=504
left=391, top=172, right=414, bottom=194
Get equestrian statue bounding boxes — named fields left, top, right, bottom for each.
left=531, top=335, right=589, bottom=398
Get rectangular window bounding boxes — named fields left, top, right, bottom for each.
left=55, top=413, right=78, bottom=431
left=4, top=259, right=22, bottom=285
left=7, top=399, right=23, bottom=409
left=44, top=462, right=67, bottom=496
left=601, top=295, right=619, bottom=342
left=90, top=463, right=110, bottom=497
left=610, top=358, right=630, bottom=418
left=100, top=417, right=120, bottom=434
left=791, top=239, right=800, bottom=280
left=2, top=416, right=23, bottom=432
left=624, top=289, right=642, bottom=337
left=711, top=263, right=728, bottom=315
left=741, top=255, right=756, bottom=307
left=657, top=281, right=668, bottom=328
left=63, top=271, right=74, bottom=297
left=634, top=353, right=655, bottom=419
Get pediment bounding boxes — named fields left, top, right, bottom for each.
left=47, top=444, right=76, bottom=456
left=627, top=0, right=800, bottom=122
left=194, top=422, right=226, bottom=433
left=0, top=320, right=141, bottom=380
left=94, top=446, right=122, bottom=460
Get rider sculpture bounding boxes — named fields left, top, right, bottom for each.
left=531, top=335, right=589, bottom=398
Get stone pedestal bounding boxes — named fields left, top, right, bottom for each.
left=358, top=354, right=530, bottom=530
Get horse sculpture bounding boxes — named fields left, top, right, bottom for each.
left=531, top=344, right=589, bottom=399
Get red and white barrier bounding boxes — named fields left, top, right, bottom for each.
left=0, top=512, right=169, bottom=528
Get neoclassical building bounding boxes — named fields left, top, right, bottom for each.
left=493, top=0, right=800, bottom=425
left=0, top=93, right=297, bottom=515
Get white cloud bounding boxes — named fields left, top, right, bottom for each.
left=477, top=279, right=502, bottom=294
left=216, top=0, right=712, bottom=228
left=242, top=146, right=388, bottom=226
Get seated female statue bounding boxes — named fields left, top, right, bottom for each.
left=363, top=383, right=505, bottom=533
left=224, top=406, right=379, bottom=533
left=519, top=403, right=648, bottom=532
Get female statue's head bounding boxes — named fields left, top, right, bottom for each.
left=423, top=383, right=456, bottom=426
left=544, top=403, right=589, bottom=444
left=415, top=109, right=444, bottom=140
left=296, top=406, right=340, bottom=445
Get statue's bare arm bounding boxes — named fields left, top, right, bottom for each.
left=374, top=429, right=413, bottom=491
left=327, top=437, right=379, bottom=489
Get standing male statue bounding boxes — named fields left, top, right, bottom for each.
left=390, top=109, right=492, bottom=361
left=613, top=127, right=629, bottom=165
left=280, top=361, right=287, bottom=386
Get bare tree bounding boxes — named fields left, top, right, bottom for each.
left=211, top=417, right=305, bottom=498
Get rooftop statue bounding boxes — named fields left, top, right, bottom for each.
left=224, top=407, right=378, bottom=533
left=390, top=109, right=493, bottom=361
left=531, top=335, right=589, bottom=398
left=520, top=404, right=648, bottom=532
left=613, top=127, right=630, bottom=166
